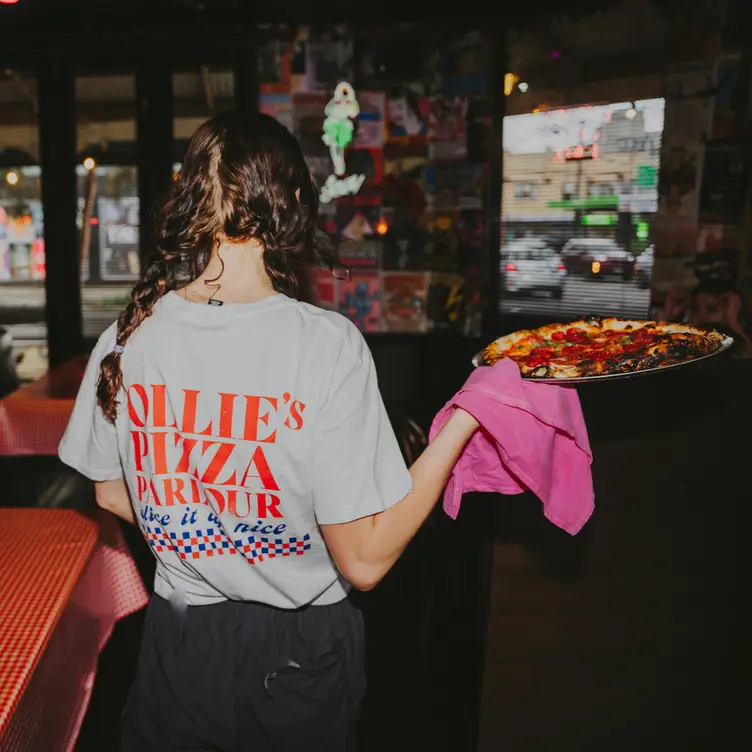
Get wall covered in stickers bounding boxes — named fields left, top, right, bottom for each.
left=649, top=0, right=752, bottom=356
left=257, top=24, right=489, bottom=336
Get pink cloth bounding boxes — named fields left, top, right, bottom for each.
left=430, top=359, right=594, bottom=535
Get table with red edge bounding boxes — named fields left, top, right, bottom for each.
left=0, top=508, right=149, bottom=752
left=0, top=356, right=87, bottom=456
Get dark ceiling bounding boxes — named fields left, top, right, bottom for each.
left=1, top=0, right=616, bottom=31
left=0, top=0, right=636, bottom=65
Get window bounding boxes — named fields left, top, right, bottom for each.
left=561, top=182, right=577, bottom=200
left=0, top=70, right=47, bottom=380
left=514, top=182, right=538, bottom=200
left=588, top=181, right=615, bottom=197
left=76, top=71, right=138, bottom=340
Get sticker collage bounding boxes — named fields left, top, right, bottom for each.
left=258, top=26, right=488, bottom=335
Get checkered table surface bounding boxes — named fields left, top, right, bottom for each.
left=0, top=356, right=87, bottom=456
left=0, top=509, right=98, bottom=733
left=0, top=509, right=149, bottom=751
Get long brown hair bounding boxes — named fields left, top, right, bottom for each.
left=97, top=110, right=339, bottom=422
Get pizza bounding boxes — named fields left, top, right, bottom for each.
left=480, top=316, right=729, bottom=379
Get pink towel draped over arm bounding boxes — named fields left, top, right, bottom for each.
left=430, top=359, right=594, bottom=535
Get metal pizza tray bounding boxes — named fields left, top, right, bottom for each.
left=471, top=335, right=735, bottom=384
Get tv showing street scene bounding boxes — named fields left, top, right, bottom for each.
left=500, top=99, right=665, bottom=319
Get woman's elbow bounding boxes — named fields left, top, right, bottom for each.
left=343, top=562, right=384, bottom=592
left=95, top=484, right=116, bottom=512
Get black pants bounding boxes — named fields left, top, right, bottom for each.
left=121, top=594, right=366, bottom=752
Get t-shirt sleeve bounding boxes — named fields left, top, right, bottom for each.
left=58, top=324, right=123, bottom=481
left=312, top=326, right=413, bottom=526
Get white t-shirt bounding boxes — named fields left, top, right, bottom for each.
left=59, top=291, right=412, bottom=609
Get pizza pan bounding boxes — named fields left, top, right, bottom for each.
left=471, top=335, right=734, bottom=384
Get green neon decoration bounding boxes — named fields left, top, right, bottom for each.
left=320, top=81, right=366, bottom=203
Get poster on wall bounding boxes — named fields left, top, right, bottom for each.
left=659, top=67, right=714, bottom=221
left=382, top=272, right=429, bottom=332
left=336, top=206, right=378, bottom=244
left=428, top=140, right=467, bottom=161
left=427, top=95, right=468, bottom=143
left=382, top=157, right=427, bottom=210
left=353, top=91, right=385, bottom=149
left=423, top=220, right=460, bottom=272
left=338, top=270, right=381, bottom=332
left=304, top=267, right=338, bottom=310
left=657, top=138, right=704, bottom=220
left=457, top=210, right=485, bottom=259
left=426, top=271, right=465, bottom=331
left=382, top=221, right=428, bottom=271
left=386, top=87, right=429, bottom=142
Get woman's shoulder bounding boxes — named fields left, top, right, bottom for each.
left=289, top=299, right=367, bottom=349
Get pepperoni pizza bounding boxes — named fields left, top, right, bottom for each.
left=480, top=317, right=729, bottom=379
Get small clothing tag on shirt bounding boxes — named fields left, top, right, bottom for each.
left=207, top=299, right=224, bottom=306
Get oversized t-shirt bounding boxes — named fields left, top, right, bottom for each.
left=59, top=292, right=412, bottom=609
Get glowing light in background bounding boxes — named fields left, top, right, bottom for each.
left=376, top=218, right=388, bottom=235
left=5, top=171, right=19, bottom=185
left=83, top=157, right=96, bottom=171
left=504, top=73, right=519, bottom=96
left=518, top=82, right=529, bottom=93
left=0, top=1, right=21, bottom=5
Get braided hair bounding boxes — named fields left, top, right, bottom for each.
left=97, top=111, right=341, bottom=423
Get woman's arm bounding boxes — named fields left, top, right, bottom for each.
left=95, top=478, right=136, bottom=524
left=321, top=407, right=478, bottom=591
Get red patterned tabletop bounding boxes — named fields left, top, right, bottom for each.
left=0, top=356, right=87, bottom=456
left=0, top=509, right=98, bottom=733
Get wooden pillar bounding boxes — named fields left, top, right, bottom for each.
left=233, top=28, right=259, bottom=115
left=38, top=58, right=82, bottom=367
left=136, top=64, right=174, bottom=267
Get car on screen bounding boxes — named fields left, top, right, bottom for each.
left=500, top=238, right=567, bottom=299
left=635, top=245, right=654, bottom=288
left=561, top=237, right=636, bottom=281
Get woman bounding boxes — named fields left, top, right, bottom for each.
left=58, top=111, right=478, bottom=751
